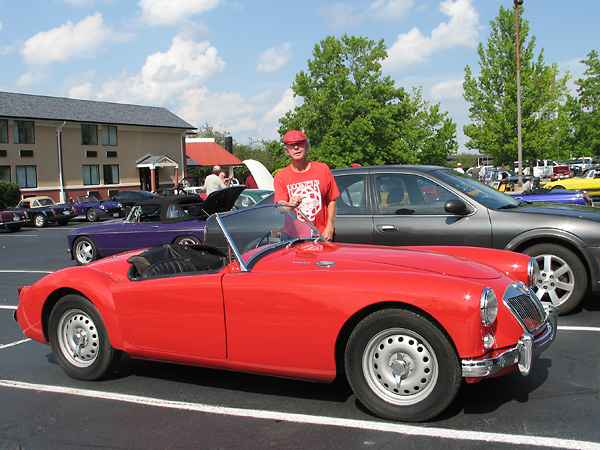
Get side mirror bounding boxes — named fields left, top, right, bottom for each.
left=445, top=199, right=470, bottom=215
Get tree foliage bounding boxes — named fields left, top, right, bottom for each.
left=278, top=35, right=457, bottom=169
left=566, top=50, right=600, bottom=156
left=463, top=6, right=571, bottom=166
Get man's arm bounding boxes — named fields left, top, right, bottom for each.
left=322, top=199, right=336, bottom=241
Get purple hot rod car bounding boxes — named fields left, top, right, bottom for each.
left=0, top=200, right=29, bottom=232
left=510, top=188, right=593, bottom=206
left=66, top=195, right=125, bottom=222
left=68, top=187, right=244, bottom=265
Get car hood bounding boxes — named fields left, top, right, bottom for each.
left=201, top=186, right=246, bottom=214
left=508, top=201, right=600, bottom=219
left=269, top=242, right=504, bottom=280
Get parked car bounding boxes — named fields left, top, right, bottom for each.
left=233, top=189, right=274, bottom=209
left=0, top=200, right=29, bottom=231
left=66, top=195, right=125, bottom=222
left=482, top=169, right=539, bottom=191
left=323, top=165, right=600, bottom=314
left=545, top=166, right=600, bottom=201
left=16, top=203, right=557, bottom=422
left=68, top=187, right=244, bottom=265
left=510, top=188, right=593, bottom=206
left=152, top=188, right=176, bottom=196
left=549, top=164, right=575, bottom=181
left=521, top=160, right=562, bottom=179
left=14, top=196, right=77, bottom=227
left=111, top=190, right=158, bottom=215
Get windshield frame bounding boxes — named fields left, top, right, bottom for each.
left=210, top=204, right=326, bottom=272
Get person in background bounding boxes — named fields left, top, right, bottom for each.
left=274, top=130, right=340, bottom=241
left=205, top=165, right=231, bottom=194
left=245, top=174, right=258, bottom=189
left=471, top=164, right=480, bottom=180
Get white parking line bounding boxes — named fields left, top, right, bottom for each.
left=0, top=380, right=597, bottom=449
left=559, top=325, right=600, bottom=332
left=0, top=270, right=52, bottom=273
left=0, top=339, right=30, bottom=349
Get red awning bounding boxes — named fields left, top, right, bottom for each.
left=185, top=139, right=243, bottom=167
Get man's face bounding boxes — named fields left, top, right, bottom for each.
left=219, top=172, right=226, bottom=179
left=284, top=141, right=308, bottom=162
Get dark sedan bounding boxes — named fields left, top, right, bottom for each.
left=111, top=190, right=158, bottom=214
left=68, top=187, right=244, bottom=265
left=329, top=166, right=600, bottom=315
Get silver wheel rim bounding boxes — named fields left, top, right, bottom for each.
left=75, top=240, right=94, bottom=264
left=362, top=328, right=438, bottom=405
left=87, top=209, right=96, bottom=221
left=57, top=308, right=99, bottom=368
left=178, top=237, right=198, bottom=245
left=35, top=215, right=45, bottom=227
left=532, top=253, right=574, bottom=307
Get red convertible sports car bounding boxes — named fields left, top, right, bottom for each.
left=15, top=204, right=557, bottom=422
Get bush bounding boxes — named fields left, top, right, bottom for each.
left=0, top=181, right=21, bottom=207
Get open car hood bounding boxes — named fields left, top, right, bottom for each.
left=201, top=186, right=246, bottom=215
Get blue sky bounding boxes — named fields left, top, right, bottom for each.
left=0, top=0, right=598, bottom=152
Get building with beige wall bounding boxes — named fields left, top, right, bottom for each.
left=0, top=91, right=194, bottom=203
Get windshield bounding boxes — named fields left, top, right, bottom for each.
left=204, top=204, right=324, bottom=270
left=433, top=168, right=521, bottom=209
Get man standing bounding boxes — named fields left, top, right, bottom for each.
left=274, top=130, right=339, bottom=241
left=204, top=165, right=231, bottom=194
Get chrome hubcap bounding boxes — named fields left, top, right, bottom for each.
left=532, top=254, right=574, bottom=307
left=57, top=309, right=99, bottom=368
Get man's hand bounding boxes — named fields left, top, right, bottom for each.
left=288, top=195, right=302, bottom=208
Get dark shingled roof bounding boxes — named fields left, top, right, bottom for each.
left=0, top=91, right=195, bottom=129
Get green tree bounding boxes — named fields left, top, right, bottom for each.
left=278, top=35, right=457, bottom=169
left=463, top=5, right=571, bottom=167
left=567, top=50, right=600, bottom=156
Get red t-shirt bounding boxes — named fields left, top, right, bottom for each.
left=274, top=161, right=340, bottom=233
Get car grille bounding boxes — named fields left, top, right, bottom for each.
left=503, top=282, right=547, bottom=334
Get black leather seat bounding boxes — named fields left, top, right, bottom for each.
left=142, top=259, right=195, bottom=279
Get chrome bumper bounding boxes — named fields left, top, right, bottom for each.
left=462, top=306, right=558, bottom=378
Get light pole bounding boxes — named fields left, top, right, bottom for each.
left=515, top=0, right=523, bottom=186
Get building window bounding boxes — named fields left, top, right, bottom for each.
left=0, top=150, right=6, bottom=157
left=81, top=124, right=98, bottom=145
left=14, top=121, right=34, bottom=144
left=86, top=151, right=97, bottom=157
left=106, top=151, right=117, bottom=158
left=102, top=126, right=118, bottom=146
left=83, top=165, right=100, bottom=185
left=0, top=166, right=10, bottom=182
left=16, top=165, right=37, bottom=188
left=0, top=119, right=8, bottom=143
left=103, top=164, right=119, bottom=184
left=20, top=150, right=34, bottom=157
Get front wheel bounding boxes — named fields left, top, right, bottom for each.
left=48, top=295, right=121, bottom=380
left=523, top=244, right=586, bottom=314
left=345, top=309, right=461, bottom=422
left=73, top=236, right=98, bottom=265
left=86, top=208, right=98, bottom=222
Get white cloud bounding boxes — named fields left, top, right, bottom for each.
left=21, top=13, right=129, bottom=66
left=428, top=78, right=464, bottom=101
left=15, top=70, right=46, bottom=87
left=257, top=42, right=292, bottom=73
left=177, top=87, right=300, bottom=141
left=366, top=0, right=414, bottom=21
left=383, top=0, right=480, bottom=72
left=138, top=0, right=221, bottom=26
left=68, top=82, right=95, bottom=100
left=97, top=35, right=225, bottom=106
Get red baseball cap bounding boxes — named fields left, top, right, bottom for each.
left=282, top=130, right=307, bottom=144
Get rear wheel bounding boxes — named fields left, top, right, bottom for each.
left=73, top=236, right=98, bottom=265
left=523, top=244, right=586, bottom=314
left=345, top=309, right=461, bottom=422
left=48, top=295, right=121, bottom=380
left=174, top=235, right=201, bottom=245
left=34, top=214, right=47, bottom=228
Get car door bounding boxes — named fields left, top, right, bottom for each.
left=123, top=272, right=226, bottom=358
left=369, top=171, right=493, bottom=247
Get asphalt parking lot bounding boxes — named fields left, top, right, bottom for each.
left=1, top=220, right=599, bottom=449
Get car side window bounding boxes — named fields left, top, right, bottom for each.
left=335, top=174, right=367, bottom=215
left=375, top=173, right=459, bottom=215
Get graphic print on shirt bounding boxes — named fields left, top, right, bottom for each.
left=287, top=180, right=321, bottom=222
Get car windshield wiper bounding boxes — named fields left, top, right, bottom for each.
left=498, top=200, right=527, bottom=209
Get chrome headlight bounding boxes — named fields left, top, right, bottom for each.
left=527, top=257, right=541, bottom=289
left=480, top=287, right=498, bottom=327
